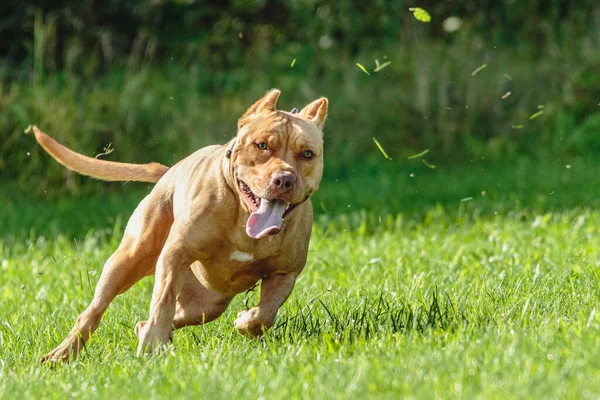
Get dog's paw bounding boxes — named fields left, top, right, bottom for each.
left=135, top=320, right=173, bottom=342
left=135, top=323, right=170, bottom=357
left=134, top=320, right=147, bottom=338
left=234, top=308, right=270, bottom=338
left=40, top=336, right=82, bottom=364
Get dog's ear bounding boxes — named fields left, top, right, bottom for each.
left=299, top=97, right=328, bottom=129
left=238, top=89, right=281, bottom=129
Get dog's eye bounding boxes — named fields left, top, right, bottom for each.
left=256, top=142, right=268, bottom=150
left=303, top=150, right=314, bottom=159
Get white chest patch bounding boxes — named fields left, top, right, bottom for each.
left=230, top=250, right=255, bottom=263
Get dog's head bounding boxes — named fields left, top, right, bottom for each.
left=230, top=89, right=327, bottom=239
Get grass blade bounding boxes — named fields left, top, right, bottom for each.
left=408, top=149, right=429, bottom=159
left=471, top=64, right=488, bottom=76
left=374, top=61, right=391, bottom=72
left=356, top=63, right=370, bottom=76
left=372, top=137, right=391, bottom=159
left=529, top=111, right=544, bottom=120
left=422, top=159, right=436, bottom=169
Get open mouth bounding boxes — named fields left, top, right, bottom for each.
left=238, top=180, right=301, bottom=239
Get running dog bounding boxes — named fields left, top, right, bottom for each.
left=33, top=89, right=327, bottom=362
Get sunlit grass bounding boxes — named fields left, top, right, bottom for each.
left=2, top=160, right=600, bottom=398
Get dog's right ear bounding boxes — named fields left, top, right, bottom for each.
left=299, top=97, right=328, bottom=130
left=238, top=89, right=281, bottom=129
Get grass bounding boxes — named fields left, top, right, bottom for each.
left=2, top=159, right=600, bottom=398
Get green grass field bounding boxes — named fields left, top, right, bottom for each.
left=2, top=159, right=600, bottom=398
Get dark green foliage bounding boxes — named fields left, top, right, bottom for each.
left=1, top=1, right=600, bottom=191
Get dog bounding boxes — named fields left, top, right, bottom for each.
left=33, top=89, right=328, bottom=362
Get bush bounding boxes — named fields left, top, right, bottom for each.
left=1, top=1, right=600, bottom=191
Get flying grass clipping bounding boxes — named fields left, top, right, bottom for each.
left=407, top=149, right=430, bottom=159
left=374, top=59, right=391, bottom=72
left=407, top=149, right=435, bottom=169
left=529, top=110, right=544, bottom=120
left=409, top=8, right=431, bottom=23
left=373, top=137, right=391, bottom=160
left=356, top=63, right=370, bottom=76
left=422, top=159, right=436, bottom=169
left=95, top=143, right=114, bottom=159
left=471, top=64, right=487, bottom=76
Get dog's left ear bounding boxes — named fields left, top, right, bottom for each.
left=238, top=89, right=281, bottom=129
left=299, top=97, right=328, bottom=129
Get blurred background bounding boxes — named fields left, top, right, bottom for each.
left=1, top=0, right=600, bottom=237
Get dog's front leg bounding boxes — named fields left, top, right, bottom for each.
left=234, top=273, right=297, bottom=337
left=136, top=242, right=192, bottom=356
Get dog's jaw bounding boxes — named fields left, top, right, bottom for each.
left=236, top=178, right=309, bottom=239
left=238, top=180, right=261, bottom=213
left=237, top=179, right=300, bottom=219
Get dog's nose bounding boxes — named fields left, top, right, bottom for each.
left=270, top=172, right=296, bottom=193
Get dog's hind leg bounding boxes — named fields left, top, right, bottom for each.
left=40, top=192, right=173, bottom=363
left=134, top=267, right=233, bottom=338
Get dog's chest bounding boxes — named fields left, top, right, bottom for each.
left=191, top=240, right=285, bottom=294
left=229, top=250, right=256, bottom=263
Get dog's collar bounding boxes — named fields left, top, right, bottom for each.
left=225, top=137, right=236, bottom=159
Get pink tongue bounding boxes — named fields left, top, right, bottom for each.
left=246, top=198, right=286, bottom=239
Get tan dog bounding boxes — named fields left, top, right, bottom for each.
left=33, top=89, right=327, bottom=362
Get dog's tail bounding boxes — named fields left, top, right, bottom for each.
left=32, top=126, right=169, bottom=183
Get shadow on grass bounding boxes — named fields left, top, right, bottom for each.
left=271, top=289, right=464, bottom=344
